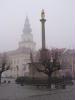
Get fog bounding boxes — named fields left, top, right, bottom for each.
left=0, top=0, right=74, bottom=52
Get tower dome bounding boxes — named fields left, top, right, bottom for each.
left=21, top=16, right=33, bottom=42
left=19, top=16, right=36, bottom=50
left=23, top=16, right=32, bottom=34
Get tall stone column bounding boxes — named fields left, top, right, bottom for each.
left=40, top=9, right=46, bottom=49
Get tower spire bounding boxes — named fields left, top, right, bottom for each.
left=23, top=16, right=32, bottom=34
left=40, top=9, right=46, bottom=49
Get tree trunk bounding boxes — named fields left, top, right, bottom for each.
left=48, top=73, right=52, bottom=88
left=0, top=73, right=2, bottom=84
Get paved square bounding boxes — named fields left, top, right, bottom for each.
left=0, top=80, right=74, bottom=100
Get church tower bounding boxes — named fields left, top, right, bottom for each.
left=19, top=16, right=36, bottom=50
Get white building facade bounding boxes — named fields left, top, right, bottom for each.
left=3, top=16, right=36, bottom=78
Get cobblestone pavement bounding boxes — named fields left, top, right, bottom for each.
left=0, top=81, right=74, bottom=100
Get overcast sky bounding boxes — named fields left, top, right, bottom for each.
left=0, top=0, right=74, bottom=52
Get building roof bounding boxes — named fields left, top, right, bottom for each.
left=7, top=47, right=31, bottom=56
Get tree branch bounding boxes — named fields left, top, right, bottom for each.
left=1, top=65, right=10, bottom=73
left=52, top=64, right=60, bottom=72
left=36, top=66, right=49, bottom=75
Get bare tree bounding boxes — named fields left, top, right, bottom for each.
left=30, top=49, right=61, bottom=88
left=0, top=53, right=10, bottom=84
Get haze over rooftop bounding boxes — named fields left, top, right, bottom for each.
left=0, top=0, right=74, bottom=52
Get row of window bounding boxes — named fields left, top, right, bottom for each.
left=11, top=58, right=30, bottom=65
left=11, top=64, right=27, bottom=71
